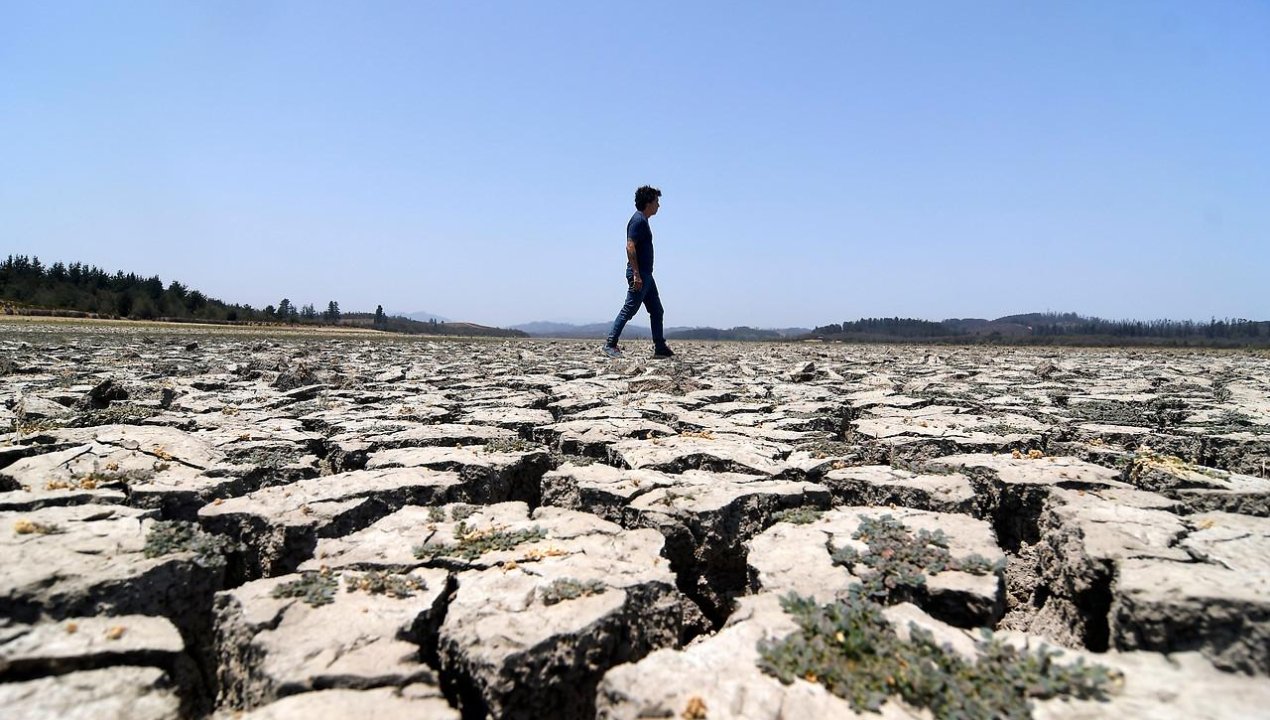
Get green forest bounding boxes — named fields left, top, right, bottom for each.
left=0, top=254, right=524, bottom=337
left=811, top=312, right=1270, bottom=347
left=1, top=254, right=266, bottom=322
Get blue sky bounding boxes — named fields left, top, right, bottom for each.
left=3, top=1, right=1267, bottom=328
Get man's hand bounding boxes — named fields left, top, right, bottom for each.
left=625, top=238, right=643, bottom=292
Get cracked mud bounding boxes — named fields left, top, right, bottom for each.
left=2, top=324, right=1269, bottom=719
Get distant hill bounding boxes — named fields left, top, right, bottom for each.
left=401, top=310, right=451, bottom=323
left=343, top=313, right=527, bottom=338
left=666, top=326, right=810, bottom=341
left=994, top=312, right=1085, bottom=327
left=512, top=322, right=810, bottom=340
left=939, top=317, right=1032, bottom=337
left=511, top=322, right=651, bottom=339
left=813, top=315, right=1069, bottom=340
left=810, top=312, right=1270, bottom=347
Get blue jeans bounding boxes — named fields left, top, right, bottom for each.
left=607, top=269, right=664, bottom=347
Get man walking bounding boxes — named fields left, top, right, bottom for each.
left=604, top=185, right=674, bottom=358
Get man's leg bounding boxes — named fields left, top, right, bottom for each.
left=642, top=275, right=666, bottom=349
left=607, top=271, right=647, bottom=347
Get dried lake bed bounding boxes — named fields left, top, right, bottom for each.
left=2, top=320, right=1269, bottom=719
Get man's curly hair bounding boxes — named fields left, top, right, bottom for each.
left=634, top=185, right=662, bottom=211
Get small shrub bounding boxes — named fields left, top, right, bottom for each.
left=758, top=593, right=1118, bottom=719
left=484, top=438, right=540, bottom=454
left=1127, top=448, right=1228, bottom=482
left=795, top=438, right=856, bottom=459
left=272, top=570, right=339, bottom=607
left=1215, top=409, right=1253, bottom=427
left=46, top=467, right=153, bottom=491
left=143, top=520, right=237, bottom=568
left=540, top=577, right=606, bottom=605
left=1145, top=397, right=1189, bottom=429
left=346, top=570, right=424, bottom=598
left=830, top=515, right=997, bottom=604
left=14, top=418, right=62, bottom=435
left=413, top=523, right=547, bottom=561
left=65, top=404, right=156, bottom=428
left=957, top=553, right=1007, bottom=575
left=772, top=507, right=823, bottom=525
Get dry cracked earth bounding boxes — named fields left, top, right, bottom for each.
left=2, top=323, right=1269, bottom=720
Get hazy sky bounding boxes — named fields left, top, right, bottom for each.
left=3, top=2, right=1267, bottom=328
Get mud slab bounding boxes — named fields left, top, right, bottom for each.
left=3, top=326, right=1268, bottom=718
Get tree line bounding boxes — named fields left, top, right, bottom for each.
left=0, top=254, right=522, bottom=337
left=813, top=317, right=955, bottom=338
left=0, top=254, right=357, bottom=326
left=812, top=312, right=1270, bottom=346
left=1029, top=316, right=1269, bottom=341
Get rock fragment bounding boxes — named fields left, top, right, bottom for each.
left=79, top=379, right=129, bottom=410
left=608, top=433, right=790, bottom=475
left=0, top=665, right=181, bottom=720
left=1, top=505, right=225, bottom=633
left=1125, top=450, right=1270, bottom=516
left=0, top=615, right=185, bottom=681
left=222, top=685, right=458, bottom=720
left=1113, top=511, right=1270, bottom=674
left=305, top=502, right=705, bottom=720
left=199, top=467, right=466, bottom=580
left=1030, top=486, right=1190, bottom=649
left=214, top=568, right=448, bottom=710
left=820, top=465, right=979, bottom=514
left=922, top=453, right=1131, bottom=548
left=534, top=416, right=677, bottom=457
left=545, top=462, right=831, bottom=620
left=364, top=444, right=550, bottom=505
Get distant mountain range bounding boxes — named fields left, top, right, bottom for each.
left=508, top=315, right=1114, bottom=340
left=345, top=312, right=525, bottom=338
left=398, top=310, right=450, bottom=323
left=493, top=311, right=1269, bottom=346
left=509, top=321, right=811, bottom=340
left=362, top=308, right=1268, bottom=347
left=510, top=322, right=652, bottom=338
left=808, top=312, right=1270, bottom=346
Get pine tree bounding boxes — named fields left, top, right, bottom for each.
left=324, top=301, right=341, bottom=323
left=374, top=305, right=386, bottom=327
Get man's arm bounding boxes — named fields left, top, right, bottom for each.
left=626, top=238, right=643, bottom=290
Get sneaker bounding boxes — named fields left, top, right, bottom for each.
left=652, top=345, right=675, bottom=359
left=602, top=344, right=623, bottom=358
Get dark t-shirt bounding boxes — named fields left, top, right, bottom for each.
left=627, top=211, right=653, bottom=275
